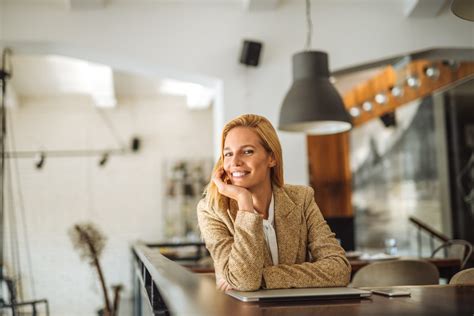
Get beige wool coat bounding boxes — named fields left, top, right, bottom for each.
left=197, top=184, right=351, bottom=291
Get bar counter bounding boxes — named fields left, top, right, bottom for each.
left=132, top=243, right=474, bottom=316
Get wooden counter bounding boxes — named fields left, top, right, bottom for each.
left=132, top=243, right=472, bottom=316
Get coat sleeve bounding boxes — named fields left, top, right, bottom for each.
left=261, top=187, right=351, bottom=289
left=197, top=198, right=265, bottom=291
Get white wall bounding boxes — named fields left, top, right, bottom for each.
left=4, top=94, right=213, bottom=315
left=0, top=1, right=473, bottom=314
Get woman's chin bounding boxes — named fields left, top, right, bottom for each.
left=230, top=180, right=248, bottom=188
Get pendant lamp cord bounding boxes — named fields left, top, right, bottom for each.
left=305, top=0, right=313, bottom=50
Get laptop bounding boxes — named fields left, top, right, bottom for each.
left=226, top=287, right=372, bottom=302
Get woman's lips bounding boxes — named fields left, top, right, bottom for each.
left=231, top=171, right=250, bottom=179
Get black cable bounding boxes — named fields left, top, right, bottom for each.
left=1, top=47, right=13, bottom=283
left=6, top=157, right=23, bottom=301
left=305, top=0, right=313, bottom=51
left=7, top=109, right=36, bottom=299
left=95, top=107, right=127, bottom=150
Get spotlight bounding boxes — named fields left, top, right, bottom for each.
left=442, top=60, right=459, bottom=71
left=362, top=101, right=373, bottom=112
left=131, top=136, right=141, bottom=152
left=390, top=85, right=404, bottom=98
left=375, top=92, right=388, bottom=105
left=99, top=153, right=109, bottom=167
left=349, top=107, right=361, bottom=118
left=380, top=111, right=397, bottom=128
left=406, top=75, right=420, bottom=89
left=424, top=66, right=440, bottom=79
left=35, top=152, right=45, bottom=170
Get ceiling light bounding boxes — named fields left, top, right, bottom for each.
left=375, top=93, right=388, bottom=105
left=406, top=75, right=420, bottom=89
left=391, top=85, right=404, bottom=98
left=278, top=0, right=351, bottom=135
left=362, top=101, right=373, bottom=112
left=424, top=66, right=440, bottom=79
left=349, top=107, right=361, bottom=118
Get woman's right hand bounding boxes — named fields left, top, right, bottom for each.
left=216, top=276, right=234, bottom=292
left=212, top=168, right=253, bottom=211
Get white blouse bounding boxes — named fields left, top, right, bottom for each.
left=260, top=194, right=279, bottom=265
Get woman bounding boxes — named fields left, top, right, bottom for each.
left=197, top=114, right=350, bottom=291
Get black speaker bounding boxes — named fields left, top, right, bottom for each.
left=240, top=40, right=262, bottom=67
left=131, top=137, right=141, bottom=152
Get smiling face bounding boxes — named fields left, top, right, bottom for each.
left=222, top=127, right=276, bottom=192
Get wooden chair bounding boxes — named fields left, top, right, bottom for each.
left=431, top=239, right=473, bottom=270
left=449, top=268, right=474, bottom=285
left=351, top=259, right=439, bottom=287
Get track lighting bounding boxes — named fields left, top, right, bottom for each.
left=349, top=107, right=361, bottom=118
left=362, top=101, right=373, bottom=112
left=406, top=75, right=420, bottom=89
left=99, top=153, right=109, bottom=167
left=375, top=93, right=388, bottom=105
left=424, top=66, right=440, bottom=80
left=391, top=85, right=404, bottom=98
left=442, top=60, right=459, bottom=71
left=35, top=153, right=45, bottom=170
left=380, top=112, right=397, bottom=128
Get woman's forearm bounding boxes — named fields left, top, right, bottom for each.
left=197, top=199, right=265, bottom=291
left=261, top=255, right=351, bottom=289
left=220, top=211, right=265, bottom=290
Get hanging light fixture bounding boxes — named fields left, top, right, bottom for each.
left=278, top=0, right=351, bottom=135
left=451, top=0, right=474, bottom=22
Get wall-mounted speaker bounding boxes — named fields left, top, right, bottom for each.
left=240, top=40, right=263, bottom=67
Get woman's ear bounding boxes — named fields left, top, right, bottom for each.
left=269, top=153, right=277, bottom=167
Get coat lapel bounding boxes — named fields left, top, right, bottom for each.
left=273, top=185, right=301, bottom=265
left=225, top=186, right=301, bottom=266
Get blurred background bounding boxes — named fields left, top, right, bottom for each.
left=0, top=0, right=473, bottom=315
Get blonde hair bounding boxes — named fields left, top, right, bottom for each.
left=205, top=114, right=284, bottom=211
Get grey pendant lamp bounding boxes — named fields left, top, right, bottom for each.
left=279, top=0, right=352, bottom=135
left=451, top=0, right=474, bottom=22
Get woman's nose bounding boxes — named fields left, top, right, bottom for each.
left=231, top=155, right=242, bottom=166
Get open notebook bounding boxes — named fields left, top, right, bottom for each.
left=226, top=287, right=372, bottom=302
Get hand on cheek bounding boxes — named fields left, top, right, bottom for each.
left=212, top=168, right=253, bottom=211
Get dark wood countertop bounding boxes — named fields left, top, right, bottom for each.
left=133, top=243, right=472, bottom=316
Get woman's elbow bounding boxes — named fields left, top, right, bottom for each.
left=334, top=258, right=351, bottom=286
left=234, top=281, right=261, bottom=292
left=226, top=273, right=262, bottom=291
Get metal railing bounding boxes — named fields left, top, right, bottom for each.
left=409, top=216, right=450, bottom=257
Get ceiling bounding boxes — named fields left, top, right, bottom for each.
left=0, top=0, right=275, bottom=11
left=5, top=54, right=215, bottom=109
left=0, top=0, right=451, bottom=14
left=1, top=0, right=458, bottom=109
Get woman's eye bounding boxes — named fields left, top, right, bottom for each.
left=223, top=152, right=232, bottom=157
left=243, top=149, right=254, bottom=155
